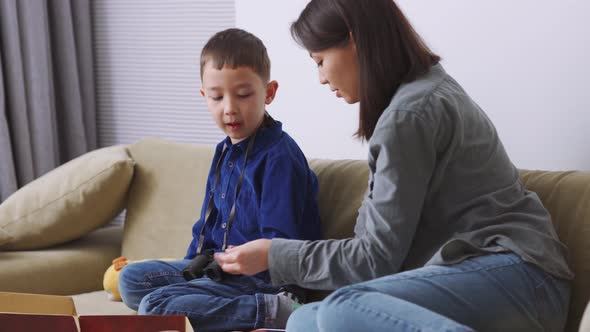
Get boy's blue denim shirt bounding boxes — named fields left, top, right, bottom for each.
left=185, top=119, right=322, bottom=281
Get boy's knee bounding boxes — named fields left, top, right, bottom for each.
left=118, top=264, right=140, bottom=290
left=137, top=293, right=152, bottom=315
left=118, top=263, right=148, bottom=304
left=137, top=289, right=169, bottom=315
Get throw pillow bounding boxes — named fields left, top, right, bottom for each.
left=0, top=145, right=134, bottom=250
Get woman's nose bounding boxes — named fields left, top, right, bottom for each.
left=318, top=70, right=328, bottom=85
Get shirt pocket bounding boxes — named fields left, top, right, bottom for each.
left=234, top=186, right=260, bottom=236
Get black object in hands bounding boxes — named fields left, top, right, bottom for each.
left=183, top=249, right=226, bottom=282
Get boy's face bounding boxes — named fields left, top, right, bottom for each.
left=200, top=63, right=278, bottom=144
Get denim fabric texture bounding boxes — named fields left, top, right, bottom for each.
left=119, top=259, right=284, bottom=331
left=286, top=253, right=570, bottom=332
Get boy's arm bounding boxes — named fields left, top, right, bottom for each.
left=258, top=154, right=315, bottom=241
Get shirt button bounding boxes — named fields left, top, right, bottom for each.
left=221, top=193, right=225, bottom=199
left=221, top=223, right=227, bottom=228
left=228, top=161, right=233, bottom=168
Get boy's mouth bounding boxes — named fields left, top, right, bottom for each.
left=226, top=122, right=241, bottom=130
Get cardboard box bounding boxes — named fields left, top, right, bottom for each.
left=0, top=292, right=194, bottom=332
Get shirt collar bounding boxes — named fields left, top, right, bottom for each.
left=222, top=116, right=282, bottom=154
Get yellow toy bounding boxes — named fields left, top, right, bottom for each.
left=103, top=256, right=175, bottom=301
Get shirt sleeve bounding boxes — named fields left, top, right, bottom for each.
left=258, top=153, right=309, bottom=240
left=269, top=109, right=437, bottom=289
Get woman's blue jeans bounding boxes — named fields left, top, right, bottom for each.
left=118, top=259, right=282, bottom=331
left=287, top=253, right=570, bottom=332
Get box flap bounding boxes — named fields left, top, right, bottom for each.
left=0, top=292, right=77, bottom=316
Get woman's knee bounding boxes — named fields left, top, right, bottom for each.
left=286, top=302, right=320, bottom=332
left=322, top=284, right=371, bottom=308
left=315, top=285, right=397, bottom=331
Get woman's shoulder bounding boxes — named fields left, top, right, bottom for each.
left=379, top=64, right=475, bottom=130
left=388, top=64, right=456, bottom=113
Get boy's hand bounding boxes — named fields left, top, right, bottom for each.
left=214, top=239, right=272, bottom=275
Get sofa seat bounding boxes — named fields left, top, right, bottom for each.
left=0, top=226, right=122, bottom=296
left=73, top=290, right=136, bottom=315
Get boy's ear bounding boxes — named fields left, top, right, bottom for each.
left=199, top=87, right=205, bottom=97
left=265, top=80, right=279, bottom=104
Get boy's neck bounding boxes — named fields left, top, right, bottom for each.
left=229, top=113, right=275, bottom=145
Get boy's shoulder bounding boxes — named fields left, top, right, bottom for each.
left=257, top=126, right=304, bottom=160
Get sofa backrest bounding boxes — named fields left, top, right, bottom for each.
left=122, top=138, right=589, bottom=331
left=308, top=159, right=368, bottom=240
left=519, top=170, right=590, bottom=332
left=122, top=138, right=370, bottom=259
left=122, top=138, right=215, bottom=259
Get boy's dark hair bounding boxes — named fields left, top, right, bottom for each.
left=291, top=0, right=440, bottom=141
left=200, top=28, right=271, bottom=82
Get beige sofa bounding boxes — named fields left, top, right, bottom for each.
left=0, top=137, right=588, bottom=331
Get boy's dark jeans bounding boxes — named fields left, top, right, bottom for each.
left=119, top=259, right=284, bottom=331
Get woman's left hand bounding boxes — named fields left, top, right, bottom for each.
left=214, top=239, right=272, bottom=275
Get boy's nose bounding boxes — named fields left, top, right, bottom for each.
left=223, top=98, right=237, bottom=114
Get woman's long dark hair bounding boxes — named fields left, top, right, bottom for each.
left=291, top=0, right=440, bottom=140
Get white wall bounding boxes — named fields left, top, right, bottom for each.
left=236, top=1, right=590, bottom=170
left=93, top=0, right=234, bottom=225
left=94, top=0, right=233, bottom=147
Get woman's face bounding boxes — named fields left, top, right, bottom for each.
left=310, top=39, right=359, bottom=104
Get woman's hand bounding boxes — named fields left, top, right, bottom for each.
left=214, top=239, right=272, bottom=275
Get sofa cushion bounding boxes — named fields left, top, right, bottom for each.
left=0, top=146, right=134, bottom=250
left=0, top=226, right=123, bottom=295
left=519, top=170, right=590, bottom=332
left=122, top=138, right=215, bottom=260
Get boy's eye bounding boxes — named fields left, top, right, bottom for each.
left=211, top=96, right=222, bottom=101
left=238, top=93, right=252, bottom=99
left=316, top=60, right=323, bottom=68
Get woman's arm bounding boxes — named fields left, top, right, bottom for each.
left=217, top=109, right=437, bottom=289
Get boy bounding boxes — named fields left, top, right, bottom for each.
left=119, top=28, right=322, bottom=331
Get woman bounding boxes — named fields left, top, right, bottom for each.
left=215, top=0, right=572, bottom=331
